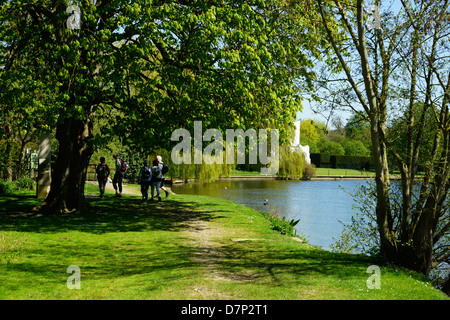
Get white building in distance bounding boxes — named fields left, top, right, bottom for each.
left=290, top=120, right=311, bottom=164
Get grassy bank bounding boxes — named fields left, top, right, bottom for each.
left=230, top=168, right=376, bottom=178
left=314, top=168, right=375, bottom=177
left=0, top=184, right=447, bottom=300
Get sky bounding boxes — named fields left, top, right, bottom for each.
left=297, top=0, right=404, bottom=128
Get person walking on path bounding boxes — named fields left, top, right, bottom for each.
left=95, top=157, right=110, bottom=198
left=156, top=155, right=170, bottom=197
left=112, top=153, right=127, bottom=197
left=138, top=159, right=152, bottom=202
left=150, top=159, right=163, bottom=202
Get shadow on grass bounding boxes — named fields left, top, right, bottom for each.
left=1, top=193, right=436, bottom=299
left=191, top=239, right=379, bottom=287
left=0, top=194, right=226, bottom=235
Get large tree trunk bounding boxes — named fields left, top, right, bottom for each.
left=370, top=122, right=399, bottom=265
left=35, top=116, right=93, bottom=215
left=372, top=123, right=435, bottom=275
left=4, top=125, right=14, bottom=181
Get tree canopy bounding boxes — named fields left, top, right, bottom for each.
left=0, top=0, right=334, bottom=213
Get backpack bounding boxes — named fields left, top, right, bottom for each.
left=142, top=166, right=151, bottom=180
left=120, top=159, right=128, bottom=172
left=151, top=164, right=162, bottom=180
left=161, top=162, right=168, bottom=175
left=96, top=164, right=108, bottom=179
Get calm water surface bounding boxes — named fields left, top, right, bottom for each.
left=171, top=179, right=368, bottom=250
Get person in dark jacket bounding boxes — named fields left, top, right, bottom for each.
left=112, top=153, right=126, bottom=197
left=95, top=157, right=110, bottom=198
left=138, top=159, right=152, bottom=202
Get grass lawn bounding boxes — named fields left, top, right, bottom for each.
left=315, top=168, right=376, bottom=177
left=231, top=169, right=262, bottom=175
left=0, top=184, right=447, bottom=300
left=230, top=168, right=377, bottom=177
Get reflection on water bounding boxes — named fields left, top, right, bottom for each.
left=171, top=179, right=368, bottom=250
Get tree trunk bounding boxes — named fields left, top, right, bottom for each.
left=371, top=124, right=398, bottom=263
left=4, top=125, right=14, bottom=181
left=35, top=116, right=93, bottom=215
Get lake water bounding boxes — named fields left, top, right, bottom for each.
left=171, top=179, right=369, bottom=250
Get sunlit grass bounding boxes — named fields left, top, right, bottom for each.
left=315, top=168, right=376, bottom=177
left=0, top=185, right=447, bottom=300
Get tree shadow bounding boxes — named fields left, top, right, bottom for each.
left=196, top=240, right=379, bottom=286
left=0, top=195, right=226, bottom=235
left=0, top=194, right=41, bottom=216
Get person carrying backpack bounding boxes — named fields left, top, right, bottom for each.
left=156, top=155, right=170, bottom=197
left=112, top=153, right=127, bottom=197
left=138, top=159, right=152, bottom=202
left=150, top=159, right=163, bottom=202
left=95, top=157, right=110, bottom=198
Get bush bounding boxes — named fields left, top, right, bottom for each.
left=278, top=147, right=305, bottom=179
left=310, top=153, right=374, bottom=170
left=342, top=139, right=370, bottom=156
left=0, top=179, right=16, bottom=195
left=269, top=216, right=300, bottom=236
left=303, top=163, right=316, bottom=179
left=0, top=177, right=37, bottom=195
left=15, top=176, right=36, bottom=190
left=318, top=140, right=345, bottom=155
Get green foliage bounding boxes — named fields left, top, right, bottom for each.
left=1, top=1, right=338, bottom=203
left=278, top=146, right=305, bottom=179
left=300, top=119, right=328, bottom=145
left=330, top=182, right=380, bottom=255
left=387, top=103, right=439, bottom=172
left=0, top=177, right=35, bottom=195
left=15, top=176, right=36, bottom=191
left=160, top=147, right=233, bottom=183
left=269, top=216, right=300, bottom=236
left=303, top=162, right=317, bottom=179
left=317, top=139, right=345, bottom=155
left=310, top=153, right=373, bottom=170
left=173, top=160, right=232, bottom=183
left=331, top=181, right=450, bottom=289
left=0, top=180, right=16, bottom=195
left=299, top=115, right=372, bottom=158
left=341, top=139, right=370, bottom=156
left=333, top=155, right=373, bottom=170
left=298, top=114, right=371, bottom=166
left=345, top=114, right=371, bottom=143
